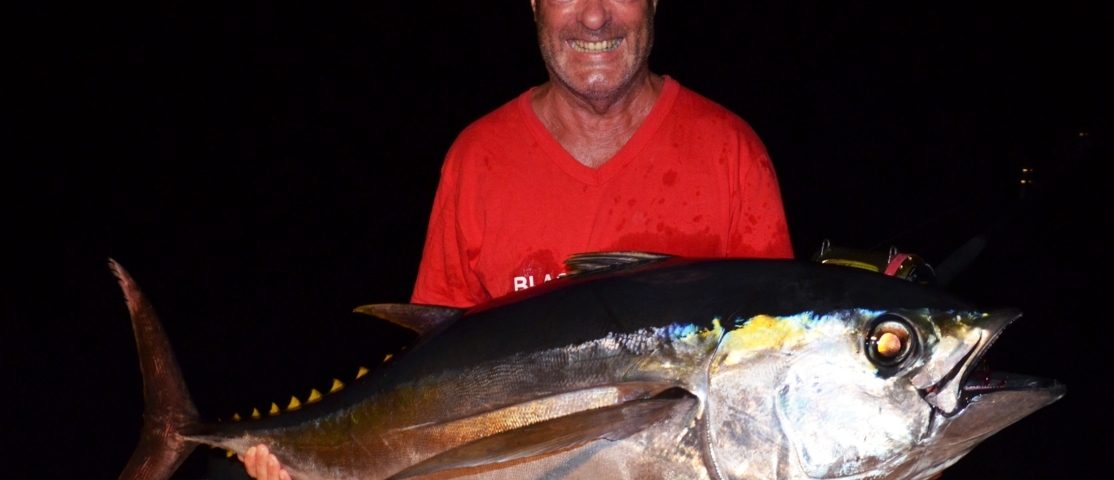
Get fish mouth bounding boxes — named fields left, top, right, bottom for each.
left=948, top=363, right=1066, bottom=419
left=930, top=367, right=1065, bottom=451
left=961, top=367, right=1064, bottom=396
left=919, top=309, right=1065, bottom=416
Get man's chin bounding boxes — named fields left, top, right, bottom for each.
left=560, top=71, right=642, bottom=102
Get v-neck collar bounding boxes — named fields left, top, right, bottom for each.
left=519, top=76, right=681, bottom=186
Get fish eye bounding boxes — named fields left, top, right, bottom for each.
left=865, top=314, right=917, bottom=370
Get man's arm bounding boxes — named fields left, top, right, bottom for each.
left=410, top=148, right=490, bottom=308
left=731, top=153, right=794, bottom=258
left=726, top=125, right=794, bottom=259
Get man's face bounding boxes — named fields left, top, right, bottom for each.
left=532, top=0, right=656, bottom=101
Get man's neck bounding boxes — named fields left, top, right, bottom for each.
left=532, top=73, right=664, bottom=169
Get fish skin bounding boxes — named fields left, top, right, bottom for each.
left=111, top=254, right=1064, bottom=480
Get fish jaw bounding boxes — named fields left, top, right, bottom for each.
left=910, top=309, right=1064, bottom=420
left=935, top=375, right=1065, bottom=447
left=910, top=310, right=1018, bottom=415
left=898, top=309, right=1064, bottom=476
left=884, top=309, right=1066, bottom=477
left=886, top=378, right=1065, bottom=480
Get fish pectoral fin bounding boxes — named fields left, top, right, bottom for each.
left=387, top=395, right=696, bottom=479
left=352, top=303, right=463, bottom=335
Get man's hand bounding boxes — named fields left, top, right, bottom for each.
left=237, top=444, right=291, bottom=480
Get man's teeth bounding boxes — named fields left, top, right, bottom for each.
left=571, top=39, right=621, bottom=53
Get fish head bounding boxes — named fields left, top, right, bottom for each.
left=703, top=308, right=1064, bottom=479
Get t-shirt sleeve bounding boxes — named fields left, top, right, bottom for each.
left=410, top=146, right=491, bottom=308
left=726, top=125, right=795, bottom=259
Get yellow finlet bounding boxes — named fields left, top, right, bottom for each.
left=356, top=366, right=369, bottom=379
left=330, top=378, right=345, bottom=393
left=251, top=407, right=262, bottom=420
left=269, top=402, right=280, bottom=416
left=307, top=388, right=323, bottom=403
left=286, top=395, right=302, bottom=411
left=231, top=413, right=242, bottom=422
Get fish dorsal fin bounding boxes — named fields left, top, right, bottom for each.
left=387, top=395, right=696, bottom=479
left=563, top=251, right=673, bottom=277
left=353, top=303, right=464, bottom=336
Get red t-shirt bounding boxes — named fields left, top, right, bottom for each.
left=412, top=77, right=794, bottom=307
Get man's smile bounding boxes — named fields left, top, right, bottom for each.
left=569, top=38, right=622, bottom=53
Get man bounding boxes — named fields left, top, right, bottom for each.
left=240, top=0, right=792, bottom=477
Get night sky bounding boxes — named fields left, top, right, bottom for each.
left=9, top=1, right=1111, bottom=478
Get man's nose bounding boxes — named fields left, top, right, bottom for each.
left=578, top=0, right=611, bottom=31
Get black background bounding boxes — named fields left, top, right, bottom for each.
left=8, top=1, right=1110, bottom=478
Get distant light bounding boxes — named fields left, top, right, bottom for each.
left=1019, top=167, right=1034, bottom=188
left=1079, top=131, right=1089, bottom=138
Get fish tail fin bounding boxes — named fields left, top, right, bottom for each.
left=110, top=259, right=202, bottom=480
